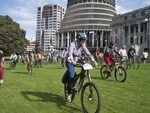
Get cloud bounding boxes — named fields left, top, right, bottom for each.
left=142, top=0, right=150, bottom=6
left=6, top=0, right=67, bottom=39
left=116, top=5, right=132, bottom=14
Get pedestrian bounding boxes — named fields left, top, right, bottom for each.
left=0, top=50, right=5, bottom=85
left=142, top=50, right=148, bottom=63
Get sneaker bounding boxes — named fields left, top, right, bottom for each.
left=0, top=80, right=3, bottom=85
left=67, top=94, right=71, bottom=103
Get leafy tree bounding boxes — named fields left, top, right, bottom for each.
left=0, top=15, right=28, bottom=55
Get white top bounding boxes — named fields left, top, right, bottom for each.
left=119, top=48, right=128, bottom=57
left=143, top=52, right=148, bottom=58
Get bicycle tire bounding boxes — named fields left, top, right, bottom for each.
left=114, top=66, right=127, bottom=82
left=133, top=60, right=139, bottom=69
left=81, top=82, right=101, bottom=113
left=100, top=65, right=108, bottom=79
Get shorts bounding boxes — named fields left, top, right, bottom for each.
left=104, top=56, right=115, bottom=65
left=128, top=54, right=133, bottom=59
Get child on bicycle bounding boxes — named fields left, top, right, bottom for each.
left=103, top=41, right=121, bottom=76
left=66, top=32, right=98, bottom=102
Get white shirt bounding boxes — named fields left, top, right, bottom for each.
left=119, top=48, right=127, bottom=57
left=143, top=52, right=148, bottom=58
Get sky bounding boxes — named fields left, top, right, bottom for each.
left=0, top=0, right=150, bottom=40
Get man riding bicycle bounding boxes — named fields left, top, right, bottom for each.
left=127, top=45, right=136, bottom=62
left=26, top=51, right=34, bottom=71
left=103, top=41, right=121, bottom=76
left=66, top=32, right=98, bottom=102
left=10, top=52, right=17, bottom=67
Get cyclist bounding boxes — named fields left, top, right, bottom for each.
left=26, top=51, right=34, bottom=71
left=61, top=48, right=68, bottom=67
left=65, top=32, right=98, bottom=102
left=0, top=50, right=5, bottom=85
left=127, top=45, right=136, bottom=62
left=10, top=52, right=17, bottom=67
left=119, top=45, right=128, bottom=61
left=103, top=41, right=121, bottom=76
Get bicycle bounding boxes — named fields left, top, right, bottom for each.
left=126, top=55, right=140, bottom=70
left=100, top=58, right=127, bottom=82
left=9, top=59, right=16, bottom=69
left=27, top=62, right=32, bottom=75
left=62, top=61, right=101, bottom=113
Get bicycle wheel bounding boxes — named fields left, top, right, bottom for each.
left=100, top=65, right=108, bottom=79
left=133, top=60, right=139, bottom=69
left=81, top=82, right=101, bottom=113
left=114, top=66, right=127, bottom=82
left=29, top=66, right=32, bottom=75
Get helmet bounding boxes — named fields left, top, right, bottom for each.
left=109, top=41, right=115, bottom=46
left=76, top=33, right=87, bottom=41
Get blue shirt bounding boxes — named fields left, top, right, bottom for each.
left=66, top=41, right=95, bottom=63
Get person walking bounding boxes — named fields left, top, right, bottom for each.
left=0, top=50, right=5, bottom=85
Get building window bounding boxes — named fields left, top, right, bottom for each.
left=83, top=0, right=87, bottom=2
left=132, top=13, right=136, bottom=18
left=124, top=16, right=127, bottom=20
left=131, top=37, right=134, bottom=44
left=141, top=10, right=145, bottom=16
left=54, top=5, right=57, bottom=9
left=140, top=36, right=143, bottom=44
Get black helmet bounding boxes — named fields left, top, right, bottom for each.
left=76, top=33, right=87, bottom=41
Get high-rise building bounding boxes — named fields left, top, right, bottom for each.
left=36, top=4, right=65, bottom=52
left=56, top=0, right=116, bottom=50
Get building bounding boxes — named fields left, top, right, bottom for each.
left=111, top=6, right=150, bottom=54
left=26, top=40, right=36, bottom=52
left=36, top=4, right=65, bottom=53
left=56, top=0, right=116, bottom=50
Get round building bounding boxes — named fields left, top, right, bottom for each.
left=56, top=0, right=116, bottom=50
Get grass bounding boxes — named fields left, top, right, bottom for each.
left=0, top=61, right=150, bottom=113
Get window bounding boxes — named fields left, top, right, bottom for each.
left=141, top=11, right=145, bottom=16
left=132, top=13, right=136, bottom=18
left=124, top=16, right=127, bottom=20
left=130, top=37, right=134, bottom=44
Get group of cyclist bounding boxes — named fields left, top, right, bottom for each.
left=63, top=32, right=137, bottom=102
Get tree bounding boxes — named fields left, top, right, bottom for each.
left=0, top=15, right=28, bottom=55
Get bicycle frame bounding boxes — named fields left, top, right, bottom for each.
left=74, top=63, right=93, bottom=93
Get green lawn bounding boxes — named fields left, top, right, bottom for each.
left=0, top=61, right=150, bottom=113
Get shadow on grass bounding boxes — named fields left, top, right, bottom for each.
left=92, top=76, right=116, bottom=82
left=21, top=91, right=82, bottom=112
left=13, top=72, right=28, bottom=75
